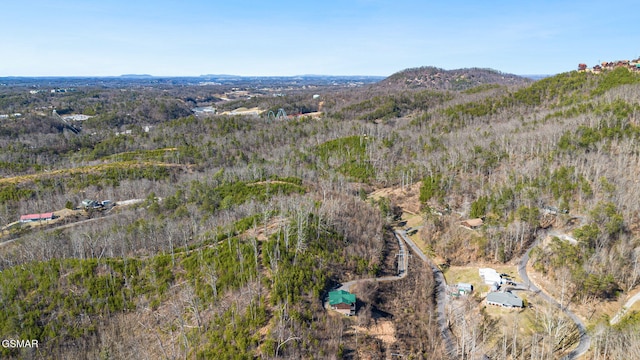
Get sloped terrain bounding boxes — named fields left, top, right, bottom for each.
left=379, top=66, right=531, bottom=91
left=2, top=63, right=640, bottom=358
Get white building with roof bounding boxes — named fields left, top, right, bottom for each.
left=479, top=268, right=504, bottom=286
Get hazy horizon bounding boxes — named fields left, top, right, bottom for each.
left=0, top=71, right=552, bottom=80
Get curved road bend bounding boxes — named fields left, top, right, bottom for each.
left=518, top=240, right=591, bottom=359
left=395, top=230, right=458, bottom=359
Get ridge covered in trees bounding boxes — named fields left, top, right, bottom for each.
left=1, top=64, right=640, bottom=358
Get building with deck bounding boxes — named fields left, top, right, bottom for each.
left=328, top=290, right=356, bottom=316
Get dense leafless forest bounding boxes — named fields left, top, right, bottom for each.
left=1, top=65, right=640, bottom=359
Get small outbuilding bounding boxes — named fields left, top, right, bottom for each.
left=329, top=290, right=356, bottom=316
left=457, top=283, right=474, bottom=294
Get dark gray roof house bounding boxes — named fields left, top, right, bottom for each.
left=486, top=291, right=523, bottom=308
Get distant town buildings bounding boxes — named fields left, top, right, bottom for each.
left=26, top=88, right=75, bottom=94
left=62, top=114, right=92, bottom=121
left=191, top=106, right=217, bottom=116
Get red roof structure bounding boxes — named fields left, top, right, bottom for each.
left=19, top=212, right=55, bottom=222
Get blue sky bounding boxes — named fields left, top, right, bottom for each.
left=2, top=0, right=638, bottom=76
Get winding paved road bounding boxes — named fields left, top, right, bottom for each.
left=395, top=230, right=458, bottom=359
left=518, top=238, right=591, bottom=359
left=610, top=289, right=640, bottom=325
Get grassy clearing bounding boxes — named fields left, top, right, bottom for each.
left=314, top=135, right=375, bottom=182
left=445, top=266, right=490, bottom=293
left=0, top=160, right=181, bottom=186
left=444, top=265, right=518, bottom=293
left=101, top=147, right=178, bottom=162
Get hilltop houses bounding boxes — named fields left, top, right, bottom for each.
left=328, top=290, right=356, bottom=316
left=578, top=58, right=640, bottom=73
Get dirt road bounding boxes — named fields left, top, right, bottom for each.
left=336, top=231, right=409, bottom=293
left=0, top=199, right=144, bottom=248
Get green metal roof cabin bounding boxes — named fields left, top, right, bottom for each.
left=329, top=290, right=356, bottom=305
left=328, top=290, right=356, bottom=316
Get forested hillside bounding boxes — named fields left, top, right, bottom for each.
left=1, top=65, right=640, bottom=359
left=379, top=66, right=531, bottom=91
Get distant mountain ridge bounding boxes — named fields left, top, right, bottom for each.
left=119, top=74, right=153, bottom=78
left=379, top=66, right=531, bottom=91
